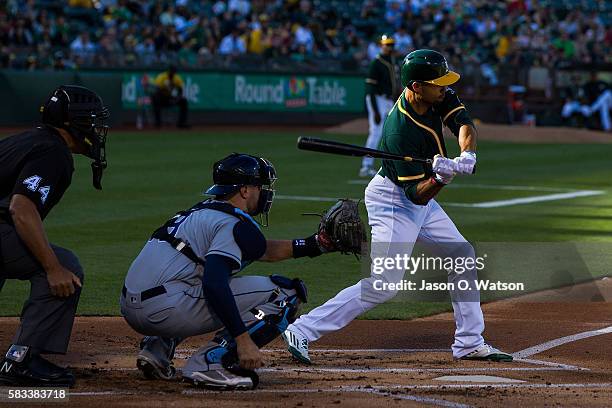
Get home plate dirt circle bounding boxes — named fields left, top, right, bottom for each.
left=1, top=294, right=610, bottom=406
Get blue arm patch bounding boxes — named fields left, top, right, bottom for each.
left=233, top=220, right=267, bottom=262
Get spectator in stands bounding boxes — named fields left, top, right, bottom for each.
left=219, top=26, right=246, bottom=56
left=151, top=65, right=190, bottom=129
left=52, top=16, right=70, bottom=47
left=9, top=19, right=33, bottom=46
left=70, top=32, right=96, bottom=65
left=393, top=24, right=413, bottom=55
left=228, top=0, right=251, bottom=17
left=52, top=51, right=74, bottom=71
left=244, top=19, right=265, bottom=55
left=385, top=0, right=406, bottom=30
left=0, top=0, right=610, bottom=84
left=25, top=54, right=37, bottom=71
left=98, top=27, right=122, bottom=67
left=135, top=36, right=156, bottom=65
left=294, top=22, right=314, bottom=53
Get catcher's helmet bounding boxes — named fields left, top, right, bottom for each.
left=204, top=153, right=277, bottom=221
left=400, top=49, right=460, bottom=87
left=379, top=33, right=395, bottom=46
left=40, top=85, right=109, bottom=189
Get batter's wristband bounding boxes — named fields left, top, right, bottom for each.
left=430, top=176, right=445, bottom=186
left=292, top=234, right=323, bottom=258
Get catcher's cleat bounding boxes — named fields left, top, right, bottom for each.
left=459, top=343, right=513, bottom=362
left=183, top=366, right=254, bottom=390
left=281, top=326, right=311, bottom=364
left=137, top=352, right=176, bottom=380
left=137, top=337, right=177, bottom=380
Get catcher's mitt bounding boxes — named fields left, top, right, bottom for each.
left=317, top=199, right=367, bottom=256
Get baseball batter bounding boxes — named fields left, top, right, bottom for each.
left=121, top=153, right=359, bottom=390
left=360, top=34, right=401, bottom=177
left=283, top=49, right=513, bottom=363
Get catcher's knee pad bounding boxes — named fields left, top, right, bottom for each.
left=250, top=293, right=301, bottom=344
left=205, top=294, right=302, bottom=368
left=269, top=274, right=308, bottom=304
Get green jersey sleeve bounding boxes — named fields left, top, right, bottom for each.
left=434, top=88, right=474, bottom=136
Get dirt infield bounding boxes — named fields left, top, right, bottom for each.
left=325, top=119, right=612, bottom=143
left=1, top=290, right=610, bottom=407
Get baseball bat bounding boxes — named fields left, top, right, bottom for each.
left=297, top=137, right=432, bottom=165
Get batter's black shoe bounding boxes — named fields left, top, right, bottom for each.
left=0, top=345, right=75, bottom=387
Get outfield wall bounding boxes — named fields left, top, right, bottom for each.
left=0, top=70, right=529, bottom=127
left=0, top=70, right=365, bottom=126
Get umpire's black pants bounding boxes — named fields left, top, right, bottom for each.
left=0, top=222, right=83, bottom=354
left=151, top=92, right=188, bottom=127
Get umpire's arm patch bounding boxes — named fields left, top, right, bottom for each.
left=233, top=221, right=267, bottom=262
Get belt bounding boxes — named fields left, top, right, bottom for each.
left=122, top=285, right=167, bottom=301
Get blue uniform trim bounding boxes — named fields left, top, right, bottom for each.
left=233, top=221, right=266, bottom=262
left=202, top=254, right=247, bottom=337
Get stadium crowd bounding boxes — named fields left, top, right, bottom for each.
left=1, top=0, right=610, bottom=80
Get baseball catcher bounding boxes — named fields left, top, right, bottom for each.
left=120, top=153, right=365, bottom=390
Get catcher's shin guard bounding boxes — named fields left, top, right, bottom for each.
left=204, top=294, right=302, bottom=384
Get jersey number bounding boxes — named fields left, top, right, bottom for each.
left=22, top=176, right=51, bottom=204
left=22, top=176, right=42, bottom=191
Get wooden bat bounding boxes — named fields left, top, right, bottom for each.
left=297, top=137, right=433, bottom=165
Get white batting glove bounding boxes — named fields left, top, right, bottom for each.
left=453, top=151, right=477, bottom=175
left=432, top=155, right=455, bottom=177
left=432, top=155, right=455, bottom=185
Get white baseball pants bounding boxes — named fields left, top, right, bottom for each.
left=291, top=175, right=486, bottom=358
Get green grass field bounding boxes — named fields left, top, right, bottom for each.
left=1, top=130, right=611, bottom=317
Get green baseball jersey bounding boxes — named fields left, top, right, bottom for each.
left=379, top=88, right=474, bottom=204
left=365, top=54, right=400, bottom=98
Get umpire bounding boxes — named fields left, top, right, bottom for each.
left=0, top=85, right=109, bottom=387
left=152, top=65, right=189, bottom=129
left=360, top=34, right=401, bottom=177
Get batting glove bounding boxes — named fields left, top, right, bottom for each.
left=432, top=155, right=455, bottom=185
left=453, top=151, right=477, bottom=175
left=432, top=155, right=455, bottom=177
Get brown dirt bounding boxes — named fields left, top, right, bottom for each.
left=1, top=294, right=610, bottom=407
left=325, top=119, right=612, bottom=143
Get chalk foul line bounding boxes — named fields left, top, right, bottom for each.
left=513, top=325, right=612, bottom=359
left=275, top=190, right=605, bottom=208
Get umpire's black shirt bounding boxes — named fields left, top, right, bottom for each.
left=0, top=125, right=73, bottom=221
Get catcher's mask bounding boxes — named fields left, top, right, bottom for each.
left=204, top=153, right=277, bottom=226
left=40, top=85, right=109, bottom=190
